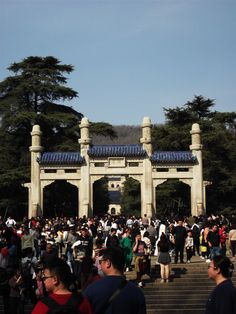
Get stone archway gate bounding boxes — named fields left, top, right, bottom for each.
left=25, top=117, right=206, bottom=218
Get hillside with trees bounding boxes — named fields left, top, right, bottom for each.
left=92, top=125, right=141, bottom=144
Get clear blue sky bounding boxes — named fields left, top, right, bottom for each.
left=1, top=0, right=236, bottom=125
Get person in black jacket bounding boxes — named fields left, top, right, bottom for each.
left=84, top=246, right=146, bottom=314
left=206, top=255, right=236, bottom=314
left=174, top=220, right=187, bottom=263
left=40, top=243, right=58, bottom=266
left=105, top=228, right=119, bottom=248
left=207, top=225, right=221, bottom=260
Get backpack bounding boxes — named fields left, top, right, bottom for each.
left=41, top=293, right=83, bottom=314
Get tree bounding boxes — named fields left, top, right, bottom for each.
left=120, top=177, right=141, bottom=217
left=0, top=56, right=82, bottom=151
left=0, top=56, right=116, bottom=216
left=152, top=95, right=236, bottom=215
left=90, top=122, right=117, bottom=140
left=163, top=95, right=214, bottom=126
left=156, top=180, right=190, bottom=218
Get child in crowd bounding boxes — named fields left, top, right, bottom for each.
left=185, top=230, right=194, bottom=263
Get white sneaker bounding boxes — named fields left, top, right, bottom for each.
left=200, top=256, right=205, bottom=260
left=187, top=260, right=190, bottom=263
left=126, top=267, right=129, bottom=272
left=206, top=259, right=211, bottom=263
left=138, top=281, right=143, bottom=287
left=160, top=279, right=165, bottom=283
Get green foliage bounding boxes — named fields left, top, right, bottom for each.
left=164, top=95, right=214, bottom=125
left=156, top=180, right=191, bottom=218
left=120, top=177, right=141, bottom=217
left=152, top=95, right=236, bottom=215
left=90, top=122, right=117, bottom=139
left=0, top=56, right=117, bottom=217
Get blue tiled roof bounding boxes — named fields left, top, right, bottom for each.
left=37, top=149, right=196, bottom=165
left=150, top=151, right=197, bottom=163
left=38, top=152, right=84, bottom=165
left=88, top=145, right=147, bottom=157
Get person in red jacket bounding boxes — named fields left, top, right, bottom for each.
left=219, top=225, right=227, bottom=256
left=32, top=258, right=93, bottom=314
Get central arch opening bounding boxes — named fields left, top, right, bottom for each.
left=43, top=180, right=78, bottom=218
left=121, top=177, right=141, bottom=217
left=156, top=179, right=190, bottom=218
left=93, top=177, right=109, bottom=216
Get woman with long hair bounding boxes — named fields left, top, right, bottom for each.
left=157, top=233, right=171, bottom=283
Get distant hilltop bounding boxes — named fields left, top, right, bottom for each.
left=93, top=125, right=141, bottom=145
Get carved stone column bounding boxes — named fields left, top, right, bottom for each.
left=140, top=117, right=153, bottom=218
left=79, top=117, right=91, bottom=217
left=29, top=125, right=43, bottom=218
left=190, top=123, right=204, bottom=216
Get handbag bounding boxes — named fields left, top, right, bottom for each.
left=200, top=245, right=207, bottom=253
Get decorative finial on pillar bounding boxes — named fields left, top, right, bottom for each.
left=79, top=117, right=91, bottom=155
left=140, top=117, right=152, bottom=156
left=30, top=125, right=43, bottom=153
left=190, top=123, right=203, bottom=151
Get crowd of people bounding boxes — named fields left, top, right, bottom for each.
left=0, top=212, right=236, bottom=313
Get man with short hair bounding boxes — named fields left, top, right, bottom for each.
left=32, top=258, right=93, bottom=314
left=206, top=255, right=236, bottom=314
left=41, top=243, right=58, bottom=266
left=84, top=246, right=146, bottom=314
left=72, top=228, right=93, bottom=258
left=207, top=225, right=221, bottom=261
left=174, top=219, right=187, bottom=263
left=105, top=228, right=119, bottom=248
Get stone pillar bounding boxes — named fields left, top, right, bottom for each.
left=78, top=117, right=91, bottom=218
left=140, top=117, right=152, bottom=156
left=29, top=125, right=43, bottom=218
left=203, top=181, right=212, bottom=210
left=140, top=117, right=154, bottom=218
left=189, top=123, right=204, bottom=216
left=23, top=183, right=31, bottom=217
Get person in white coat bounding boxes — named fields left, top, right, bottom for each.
left=154, top=220, right=166, bottom=257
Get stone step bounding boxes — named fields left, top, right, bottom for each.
left=143, top=255, right=236, bottom=314
left=146, top=296, right=208, bottom=302
left=148, top=310, right=205, bottom=314
left=148, top=303, right=205, bottom=309
left=145, top=288, right=213, bottom=293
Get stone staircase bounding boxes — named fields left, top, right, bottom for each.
left=142, top=255, right=236, bottom=314
left=1, top=255, right=235, bottom=314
